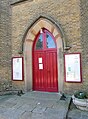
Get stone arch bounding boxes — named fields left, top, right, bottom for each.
left=24, top=17, right=65, bottom=92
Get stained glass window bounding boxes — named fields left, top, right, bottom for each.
left=46, top=33, right=56, bottom=48
left=36, top=34, right=43, bottom=49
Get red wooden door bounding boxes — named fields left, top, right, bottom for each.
left=33, top=29, right=58, bottom=92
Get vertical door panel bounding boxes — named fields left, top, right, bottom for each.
left=46, top=51, right=58, bottom=92
left=33, top=51, right=45, bottom=91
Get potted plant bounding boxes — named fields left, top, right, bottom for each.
left=72, top=91, right=88, bottom=111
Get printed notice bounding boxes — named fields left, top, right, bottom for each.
left=12, top=58, right=23, bottom=80
left=39, top=64, right=43, bottom=69
left=39, top=58, right=42, bottom=63
left=65, top=54, right=81, bottom=82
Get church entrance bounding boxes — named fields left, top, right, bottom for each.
left=24, top=18, right=64, bottom=92
left=33, top=28, right=58, bottom=92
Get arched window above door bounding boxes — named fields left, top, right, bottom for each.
left=36, top=34, right=43, bottom=50
left=35, top=29, right=56, bottom=50
left=46, top=32, right=56, bottom=48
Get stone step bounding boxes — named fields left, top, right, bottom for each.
left=0, top=91, right=71, bottom=119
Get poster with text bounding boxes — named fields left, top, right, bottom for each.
left=12, top=57, right=24, bottom=81
left=64, top=53, right=82, bottom=82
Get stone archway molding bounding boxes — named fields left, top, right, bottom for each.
left=23, top=16, right=66, bottom=92
left=19, top=16, right=67, bottom=54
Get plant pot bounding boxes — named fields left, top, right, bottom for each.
left=72, top=95, right=88, bottom=111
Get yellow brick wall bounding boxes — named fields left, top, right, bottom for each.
left=11, top=0, right=82, bottom=93
left=1, top=0, right=88, bottom=93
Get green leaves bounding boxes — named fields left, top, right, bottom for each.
left=74, top=91, right=88, bottom=99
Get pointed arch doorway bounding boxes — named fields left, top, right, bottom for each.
left=33, top=28, right=58, bottom=92
left=24, top=17, right=65, bottom=93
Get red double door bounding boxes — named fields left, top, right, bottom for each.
left=33, top=29, right=58, bottom=92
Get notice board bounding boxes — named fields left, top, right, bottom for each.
left=64, top=53, right=82, bottom=82
left=12, top=57, right=24, bottom=81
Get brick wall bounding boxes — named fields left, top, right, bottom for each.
left=80, top=0, right=88, bottom=90
left=65, top=0, right=88, bottom=94
left=0, top=0, right=88, bottom=93
left=11, top=0, right=82, bottom=93
left=11, top=0, right=81, bottom=55
left=0, top=0, right=12, bottom=91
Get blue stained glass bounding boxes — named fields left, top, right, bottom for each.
left=46, top=33, right=56, bottom=48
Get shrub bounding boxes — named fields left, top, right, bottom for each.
left=74, top=91, right=88, bottom=99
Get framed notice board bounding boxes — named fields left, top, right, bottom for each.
left=12, top=57, right=24, bottom=81
left=64, top=53, right=82, bottom=82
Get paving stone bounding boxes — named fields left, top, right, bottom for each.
left=0, top=92, right=71, bottom=119
left=68, top=109, right=81, bottom=118
left=0, top=115, right=7, bottom=119
left=32, top=105, right=46, bottom=113
left=19, top=111, right=32, bottom=119
left=44, top=108, right=65, bottom=119
left=2, top=102, right=17, bottom=108
left=31, top=113, right=44, bottom=119
left=19, top=104, right=36, bottom=112
left=34, top=99, right=55, bottom=108
left=81, top=115, right=88, bottom=119
left=68, top=106, right=88, bottom=119
left=2, top=108, right=25, bottom=119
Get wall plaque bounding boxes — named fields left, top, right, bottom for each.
left=12, top=57, right=24, bottom=81
left=64, top=53, right=82, bottom=82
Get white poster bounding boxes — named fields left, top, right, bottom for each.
left=12, top=58, right=23, bottom=80
left=65, top=54, right=81, bottom=82
left=38, top=58, right=42, bottom=63
left=39, top=64, right=43, bottom=69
